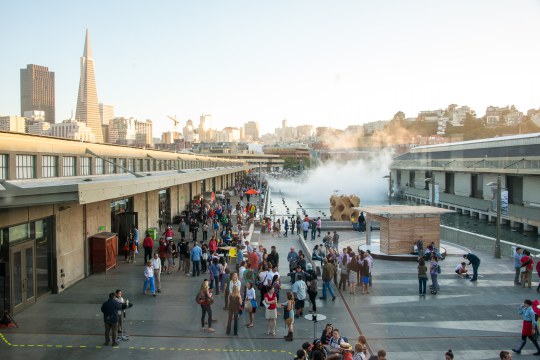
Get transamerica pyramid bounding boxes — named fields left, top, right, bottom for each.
left=75, top=29, right=103, bottom=142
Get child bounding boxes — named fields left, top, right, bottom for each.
left=455, top=262, right=469, bottom=278
left=340, top=342, right=353, bottom=360
left=354, top=342, right=368, bottom=360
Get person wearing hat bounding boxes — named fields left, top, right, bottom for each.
left=340, top=342, right=353, bottom=360
left=512, top=299, right=540, bottom=354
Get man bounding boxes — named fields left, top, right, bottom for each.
left=235, top=244, right=244, bottom=271
left=178, top=239, right=190, bottom=274
left=332, top=231, right=340, bottom=250
left=256, top=245, right=265, bottom=265
left=513, top=246, right=523, bottom=285
left=153, top=253, right=162, bottom=292
left=178, top=218, right=186, bottom=239
left=284, top=218, right=289, bottom=237
left=114, top=289, right=125, bottom=339
left=417, top=236, right=424, bottom=261
left=288, top=247, right=299, bottom=281
left=267, top=246, right=279, bottom=268
left=287, top=265, right=309, bottom=284
left=310, top=219, right=317, bottom=240
left=463, top=253, right=481, bottom=282
left=302, top=219, right=310, bottom=240
left=248, top=247, right=259, bottom=271
left=499, top=350, right=512, bottom=359
left=142, top=232, right=154, bottom=265
left=320, top=258, right=336, bottom=301
left=290, top=216, right=295, bottom=235
left=101, top=292, right=122, bottom=347
left=291, top=274, right=307, bottom=318
left=190, top=241, right=203, bottom=276
left=323, top=232, right=333, bottom=249
left=366, top=250, right=374, bottom=287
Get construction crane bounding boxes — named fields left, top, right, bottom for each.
left=167, top=115, right=180, bottom=131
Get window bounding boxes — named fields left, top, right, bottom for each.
left=80, top=157, right=91, bottom=176
left=119, top=158, right=126, bottom=173
left=108, top=158, right=115, bottom=174
left=62, top=156, right=76, bottom=177
left=409, top=172, right=416, bottom=188
left=42, top=155, right=58, bottom=178
left=128, top=159, right=134, bottom=172
left=507, top=175, right=523, bottom=205
left=16, top=154, right=36, bottom=179
left=0, top=154, right=8, bottom=179
left=396, top=171, right=402, bottom=186
left=95, top=158, right=104, bottom=175
left=137, top=159, right=143, bottom=172
left=424, top=171, right=431, bottom=190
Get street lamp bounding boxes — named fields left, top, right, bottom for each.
left=382, top=173, right=392, bottom=205
left=424, top=177, right=436, bottom=207
left=487, top=175, right=502, bottom=259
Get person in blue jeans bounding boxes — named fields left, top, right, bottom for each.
left=302, top=220, right=309, bottom=240
left=320, top=258, right=336, bottom=301
left=209, top=258, right=221, bottom=294
left=429, top=254, right=440, bottom=295
left=311, top=220, right=317, bottom=240
left=463, top=253, right=481, bottom=282
left=191, top=241, right=202, bottom=277
left=418, top=259, right=428, bottom=296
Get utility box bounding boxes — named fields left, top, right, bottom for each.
left=90, top=232, right=118, bottom=273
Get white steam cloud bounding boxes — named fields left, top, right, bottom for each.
left=268, top=149, right=394, bottom=210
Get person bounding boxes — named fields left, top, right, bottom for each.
left=163, top=226, right=174, bottom=241
left=416, top=236, right=424, bottom=261
left=316, top=217, right=322, bottom=237
left=209, top=257, right=221, bottom=295
left=296, top=217, right=301, bottom=235
left=284, top=218, right=289, bottom=237
left=512, top=299, right=540, bottom=354
left=521, top=250, right=534, bottom=289
left=153, top=253, right=162, bottom=293
left=368, top=349, right=387, bottom=360
left=455, top=262, right=469, bottom=278
left=202, top=222, right=209, bottom=242
left=101, top=292, right=122, bottom=346
left=288, top=247, right=299, bottom=280
left=339, top=255, right=349, bottom=292
left=267, top=246, right=279, bottom=268
left=244, top=281, right=256, bottom=328
left=143, top=260, right=156, bottom=296
left=311, top=219, right=317, bottom=240
left=264, top=285, right=278, bottom=335
left=142, top=232, right=154, bottom=264
left=198, top=279, right=215, bottom=333
left=128, top=233, right=137, bottom=263
left=178, top=218, right=187, bottom=239
left=418, top=259, right=428, bottom=296
left=302, top=219, right=310, bottom=240
left=513, top=246, right=524, bottom=285
left=333, top=231, right=340, bottom=250
left=282, top=291, right=295, bottom=341
left=411, top=242, right=419, bottom=255
left=429, top=253, right=440, bottom=295
left=114, top=289, right=125, bottom=336
left=354, top=342, right=369, bottom=360
left=306, top=264, right=318, bottom=313
left=321, top=323, right=334, bottom=345
left=328, top=328, right=346, bottom=352
left=226, top=285, right=241, bottom=336
left=166, top=240, right=174, bottom=274
left=320, top=258, right=337, bottom=301
left=191, top=241, right=203, bottom=277
left=347, top=256, right=357, bottom=295
left=295, top=349, right=307, bottom=360
left=463, top=253, right=480, bottom=282
left=444, top=349, right=454, bottom=359
left=500, top=350, right=512, bottom=359
left=359, top=253, right=370, bottom=295
left=179, top=238, right=190, bottom=274
left=292, top=273, right=307, bottom=318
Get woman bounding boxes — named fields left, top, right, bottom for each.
left=201, top=243, right=208, bottom=273
left=244, top=281, right=257, bottom=328
left=320, top=323, right=334, bottom=345
left=347, top=256, right=357, bottom=295
left=297, top=253, right=307, bottom=272
left=143, top=260, right=156, bottom=296
left=128, top=233, right=137, bottom=263
left=354, top=335, right=370, bottom=360
left=226, top=285, right=242, bottom=336
left=264, top=285, right=278, bottom=335
left=229, top=271, right=242, bottom=293
left=282, top=291, right=295, bottom=341
left=359, top=253, right=370, bottom=295
left=306, top=264, right=318, bottom=313
left=513, top=299, right=540, bottom=354
left=166, top=240, right=174, bottom=274
left=339, top=256, right=349, bottom=291
left=430, top=253, right=440, bottom=295
left=219, top=256, right=228, bottom=292
left=271, top=274, right=281, bottom=302
left=258, top=265, right=270, bottom=306
left=418, top=259, right=428, bottom=296
left=272, top=219, right=281, bottom=238
left=123, top=235, right=130, bottom=262
left=199, top=279, right=215, bottom=333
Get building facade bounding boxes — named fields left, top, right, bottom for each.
left=0, top=131, right=246, bottom=315
left=20, top=64, right=55, bottom=124
left=49, top=119, right=96, bottom=142
left=243, top=121, right=259, bottom=140
left=99, top=103, right=115, bottom=125
left=0, top=116, right=26, bottom=133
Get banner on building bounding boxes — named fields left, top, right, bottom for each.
left=491, top=188, right=509, bottom=216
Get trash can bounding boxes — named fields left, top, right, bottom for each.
left=147, top=227, right=158, bottom=241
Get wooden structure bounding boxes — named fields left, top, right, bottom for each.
left=89, top=232, right=118, bottom=273
left=355, top=205, right=453, bottom=255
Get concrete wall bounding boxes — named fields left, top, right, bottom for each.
left=524, top=176, right=540, bottom=204
left=55, top=203, right=85, bottom=291
left=433, top=171, right=445, bottom=191
left=133, top=193, right=147, bottom=230
left=454, top=173, right=471, bottom=197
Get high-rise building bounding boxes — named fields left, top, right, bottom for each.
left=75, top=30, right=103, bottom=142
left=108, top=117, right=136, bottom=145
left=24, top=110, right=50, bottom=135
left=49, top=119, right=95, bottom=142
left=199, top=114, right=212, bottom=141
left=20, top=64, right=55, bottom=124
left=0, top=116, right=26, bottom=133
left=135, top=119, right=153, bottom=147
left=244, top=121, right=259, bottom=140
left=99, top=103, right=114, bottom=125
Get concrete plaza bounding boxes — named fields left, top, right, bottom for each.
left=1, top=221, right=538, bottom=360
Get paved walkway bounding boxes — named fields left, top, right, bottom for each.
left=1, top=210, right=539, bottom=359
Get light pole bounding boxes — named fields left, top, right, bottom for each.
left=487, top=175, right=502, bottom=259
left=382, top=173, right=392, bottom=205
left=424, top=177, right=436, bottom=207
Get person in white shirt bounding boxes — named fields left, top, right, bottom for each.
left=153, top=253, right=162, bottom=293
left=229, top=272, right=242, bottom=293
left=239, top=261, right=246, bottom=283
left=455, top=262, right=469, bottom=278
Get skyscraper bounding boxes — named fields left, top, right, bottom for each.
left=244, top=121, right=260, bottom=140
left=75, top=30, right=103, bottom=142
left=20, top=64, right=55, bottom=124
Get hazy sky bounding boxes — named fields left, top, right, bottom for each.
left=1, top=0, right=539, bottom=136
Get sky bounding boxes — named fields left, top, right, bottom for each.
left=1, top=0, right=540, bottom=136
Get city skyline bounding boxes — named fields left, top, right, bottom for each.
left=1, top=1, right=540, bottom=137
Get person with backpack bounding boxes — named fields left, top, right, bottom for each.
left=196, top=279, right=215, bottom=333
left=430, top=253, right=440, bottom=295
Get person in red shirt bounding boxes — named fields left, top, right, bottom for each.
left=248, top=249, right=259, bottom=271
left=520, top=249, right=534, bottom=288
left=163, top=227, right=174, bottom=241
left=209, top=237, right=218, bottom=253
left=264, top=285, right=278, bottom=335
left=142, top=233, right=154, bottom=264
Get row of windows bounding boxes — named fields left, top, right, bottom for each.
left=0, top=153, right=239, bottom=180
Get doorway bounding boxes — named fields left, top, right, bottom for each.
left=10, top=241, right=36, bottom=314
